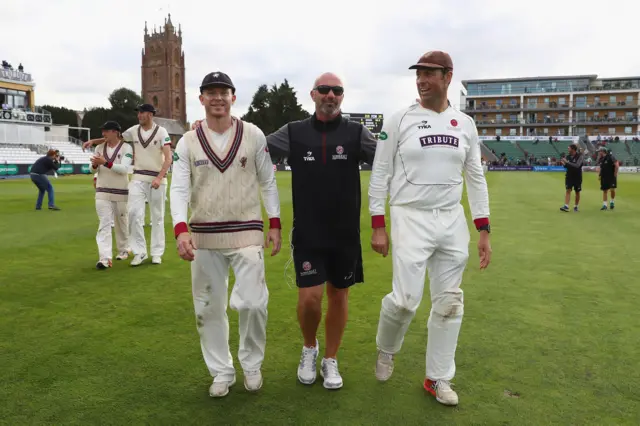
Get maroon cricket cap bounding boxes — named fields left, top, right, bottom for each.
left=408, top=51, right=453, bottom=70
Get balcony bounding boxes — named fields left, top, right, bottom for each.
left=463, top=103, right=521, bottom=113
left=523, top=118, right=571, bottom=126
left=573, top=116, right=639, bottom=125
left=572, top=100, right=640, bottom=110
left=522, top=102, right=571, bottom=111
left=475, top=119, right=523, bottom=127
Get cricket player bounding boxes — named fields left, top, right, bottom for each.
left=84, top=104, right=172, bottom=266
left=190, top=73, right=378, bottom=390
left=597, top=146, right=619, bottom=210
left=560, top=144, right=584, bottom=212
left=90, top=121, right=133, bottom=269
left=169, top=71, right=282, bottom=398
left=368, top=51, right=491, bottom=406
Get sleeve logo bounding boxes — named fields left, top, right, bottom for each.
left=165, top=137, right=171, bottom=142
left=172, top=152, right=179, bottom=161
left=125, top=153, right=133, bottom=158
left=379, top=131, right=388, bottom=140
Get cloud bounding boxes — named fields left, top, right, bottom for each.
left=1, top=0, right=639, bottom=128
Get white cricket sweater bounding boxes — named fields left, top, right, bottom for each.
left=368, top=103, right=490, bottom=228
left=169, top=118, right=281, bottom=249
left=91, top=141, right=133, bottom=202
left=122, top=123, right=171, bottom=183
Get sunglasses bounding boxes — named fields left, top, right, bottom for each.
left=315, top=85, right=344, bottom=96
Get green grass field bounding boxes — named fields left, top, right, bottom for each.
left=1, top=171, right=640, bottom=425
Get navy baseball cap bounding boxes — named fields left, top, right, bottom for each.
left=136, top=104, right=156, bottom=115
left=100, top=121, right=121, bottom=132
left=200, top=71, right=236, bottom=94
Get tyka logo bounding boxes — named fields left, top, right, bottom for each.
left=419, top=135, right=460, bottom=148
left=303, top=151, right=315, bottom=162
left=418, top=120, right=431, bottom=130
left=332, top=145, right=347, bottom=160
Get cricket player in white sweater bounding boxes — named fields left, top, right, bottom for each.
left=368, top=51, right=492, bottom=406
left=170, top=71, right=282, bottom=398
left=90, top=121, right=134, bottom=269
left=84, top=104, right=172, bottom=266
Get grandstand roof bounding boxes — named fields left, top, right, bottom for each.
left=154, top=118, right=185, bottom=135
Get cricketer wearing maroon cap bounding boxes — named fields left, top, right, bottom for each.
left=368, top=50, right=491, bottom=406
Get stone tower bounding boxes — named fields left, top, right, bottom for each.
left=141, top=14, right=187, bottom=125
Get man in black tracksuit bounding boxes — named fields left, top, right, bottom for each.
left=597, top=146, right=619, bottom=210
left=560, top=144, right=584, bottom=212
left=266, top=72, right=377, bottom=390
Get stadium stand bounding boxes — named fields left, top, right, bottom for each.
left=0, top=144, right=41, bottom=164
left=628, top=140, right=640, bottom=159
left=518, top=139, right=560, bottom=161
left=605, top=142, right=633, bottom=165
left=482, top=140, right=524, bottom=162
left=44, top=140, right=92, bottom=164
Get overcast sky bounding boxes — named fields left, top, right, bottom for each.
left=3, top=0, right=640, bottom=124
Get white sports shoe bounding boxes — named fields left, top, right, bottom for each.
left=130, top=253, right=147, bottom=266
left=320, top=358, right=343, bottom=389
left=424, top=378, right=459, bottom=406
left=209, top=376, right=236, bottom=398
left=244, top=370, right=263, bottom=392
left=116, top=251, right=129, bottom=260
left=375, top=350, right=394, bottom=381
left=151, top=256, right=162, bottom=265
left=297, top=340, right=319, bottom=385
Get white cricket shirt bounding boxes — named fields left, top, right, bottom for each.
left=368, top=103, right=489, bottom=222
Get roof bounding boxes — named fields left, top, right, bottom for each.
left=154, top=117, right=186, bottom=135
left=461, top=75, right=598, bottom=88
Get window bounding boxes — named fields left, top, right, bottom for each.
left=576, top=111, right=586, bottom=121
left=609, top=96, right=616, bottom=103
left=608, top=111, right=616, bottom=119
left=593, top=112, right=599, bottom=117
left=153, top=71, right=159, bottom=86
left=625, top=111, right=633, bottom=120
left=608, top=127, right=615, bottom=135
left=528, top=98, right=538, bottom=108
left=510, top=114, right=517, bottom=122
left=594, top=96, right=600, bottom=105
left=495, top=129, right=502, bottom=136
left=543, top=128, right=549, bottom=135
left=153, top=96, right=158, bottom=107
left=496, top=114, right=503, bottom=122
left=174, top=73, right=180, bottom=87
left=624, top=127, right=632, bottom=134
left=575, top=96, right=586, bottom=106
left=558, top=97, right=566, bottom=105
left=175, top=96, right=180, bottom=109
left=481, top=129, right=487, bottom=135
left=577, top=127, right=586, bottom=136
left=626, top=95, right=633, bottom=103
left=496, top=99, right=502, bottom=105
left=510, top=128, right=517, bottom=136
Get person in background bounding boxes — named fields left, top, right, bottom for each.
left=560, top=144, right=584, bottom=212
left=30, top=149, right=62, bottom=211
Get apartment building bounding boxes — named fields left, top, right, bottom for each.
left=459, top=75, right=640, bottom=138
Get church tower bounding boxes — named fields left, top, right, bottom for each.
left=141, top=14, right=187, bottom=125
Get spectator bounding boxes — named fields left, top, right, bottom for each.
left=29, top=149, right=62, bottom=211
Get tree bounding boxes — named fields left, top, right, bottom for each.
left=241, top=79, right=310, bottom=135
left=81, top=107, right=111, bottom=139
left=108, top=87, right=143, bottom=112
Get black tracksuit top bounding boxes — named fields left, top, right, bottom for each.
left=266, top=113, right=378, bottom=249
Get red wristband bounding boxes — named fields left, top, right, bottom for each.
left=371, top=215, right=386, bottom=228
left=474, top=218, right=489, bottom=229
left=269, top=218, right=281, bottom=229
left=174, top=222, right=189, bottom=238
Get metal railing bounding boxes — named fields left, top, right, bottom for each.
left=464, top=101, right=639, bottom=110
left=475, top=116, right=639, bottom=125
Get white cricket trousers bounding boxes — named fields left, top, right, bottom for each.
left=191, top=245, right=269, bottom=382
left=128, top=180, right=166, bottom=257
left=96, top=199, right=128, bottom=260
left=376, top=203, right=470, bottom=381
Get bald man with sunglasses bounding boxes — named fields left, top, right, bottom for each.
left=266, top=72, right=378, bottom=390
